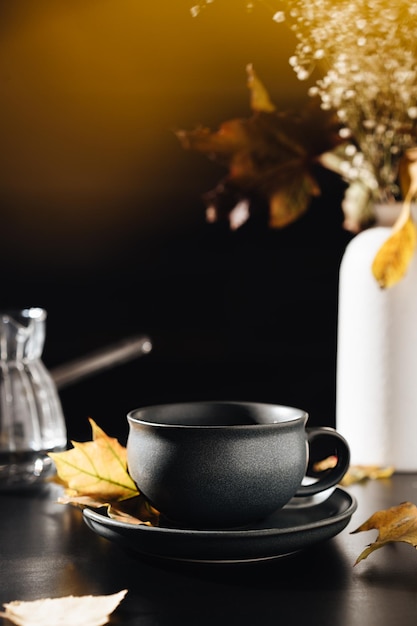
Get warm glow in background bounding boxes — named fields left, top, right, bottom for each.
left=0, top=0, right=304, bottom=267
left=0, top=1, right=348, bottom=436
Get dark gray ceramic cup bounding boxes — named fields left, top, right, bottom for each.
left=127, top=401, right=350, bottom=529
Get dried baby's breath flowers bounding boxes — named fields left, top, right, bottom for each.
left=281, top=1, right=417, bottom=207
left=191, top=1, right=417, bottom=226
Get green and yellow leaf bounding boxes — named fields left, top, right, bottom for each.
left=48, top=419, right=160, bottom=525
left=49, top=418, right=138, bottom=501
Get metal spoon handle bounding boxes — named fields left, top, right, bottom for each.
left=51, top=334, right=152, bottom=389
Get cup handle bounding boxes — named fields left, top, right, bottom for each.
left=294, top=427, right=350, bottom=497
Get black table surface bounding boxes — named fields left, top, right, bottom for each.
left=1, top=473, right=417, bottom=626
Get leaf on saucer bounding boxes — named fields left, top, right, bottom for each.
left=56, top=493, right=159, bottom=526
left=351, top=501, right=417, bottom=565
left=0, top=589, right=127, bottom=626
left=107, top=495, right=160, bottom=526
left=49, top=418, right=139, bottom=501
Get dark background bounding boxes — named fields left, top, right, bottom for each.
left=0, top=0, right=353, bottom=442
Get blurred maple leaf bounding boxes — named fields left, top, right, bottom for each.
left=176, top=64, right=343, bottom=230
left=352, top=501, right=417, bottom=565
left=49, top=418, right=159, bottom=526
left=339, top=465, right=394, bottom=486
left=311, top=457, right=395, bottom=486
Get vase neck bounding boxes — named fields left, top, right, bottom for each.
left=373, top=202, right=417, bottom=227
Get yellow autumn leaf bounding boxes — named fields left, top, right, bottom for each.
left=371, top=213, right=417, bottom=288
left=49, top=418, right=139, bottom=501
left=351, top=501, right=417, bottom=565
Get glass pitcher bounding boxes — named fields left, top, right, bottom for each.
left=0, top=308, right=67, bottom=490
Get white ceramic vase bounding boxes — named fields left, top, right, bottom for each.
left=336, top=205, right=417, bottom=471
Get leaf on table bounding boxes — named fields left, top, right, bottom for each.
left=48, top=419, right=160, bottom=525
left=0, top=589, right=127, bottom=626
left=339, top=465, right=395, bottom=486
left=312, top=457, right=394, bottom=486
left=351, top=501, right=417, bottom=565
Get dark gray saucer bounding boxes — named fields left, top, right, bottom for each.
left=83, top=487, right=357, bottom=564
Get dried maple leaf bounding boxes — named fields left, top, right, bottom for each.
left=352, top=501, right=417, bottom=565
left=176, top=64, right=341, bottom=230
left=48, top=419, right=160, bottom=525
left=56, top=493, right=160, bottom=526
left=49, top=418, right=138, bottom=501
left=0, top=589, right=127, bottom=626
left=107, top=497, right=160, bottom=525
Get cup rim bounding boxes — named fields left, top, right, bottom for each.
left=127, top=400, right=308, bottom=428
